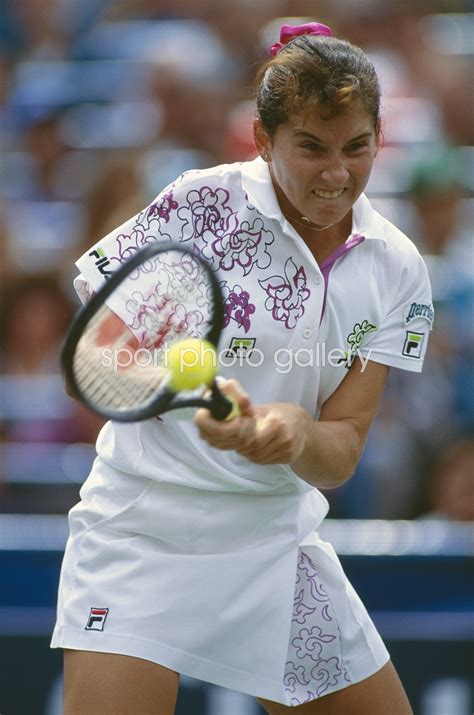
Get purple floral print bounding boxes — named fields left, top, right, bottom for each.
left=292, top=587, right=317, bottom=626
left=311, top=658, right=345, bottom=697
left=211, top=218, right=274, bottom=275
left=284, top=552, right=351, bottom=705
left=259, top=258, right=310, bottom=329
left=220, top=282, right=256, bottom=333
left=283, top=661, right=310, bottom=694
left=148, top=191, right=178, bottom=224
left=178, top=186, right=237, bottom=244
left=104, top=202, right=173, bottom=275
left=120, top=253, right=210, bottom=348
left=124, top=290, right=205, bottom=350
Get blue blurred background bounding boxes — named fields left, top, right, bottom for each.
left=0, top=1, right=472, bottom=713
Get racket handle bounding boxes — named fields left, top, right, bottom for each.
left=209, top=383, right=238, bottom=421
left=210, top=385, right=263, bottom=430
left=225, top=400, right=264, bottom=432
left=223, top=396, right=241, bottom=421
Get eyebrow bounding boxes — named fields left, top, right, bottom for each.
left=294, top=130, right=373, bottom=144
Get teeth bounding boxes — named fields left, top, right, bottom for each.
left=314, top=188, right=345, bottom=199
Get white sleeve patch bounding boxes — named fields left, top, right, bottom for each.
left=401, top=330, right=425, bottom=359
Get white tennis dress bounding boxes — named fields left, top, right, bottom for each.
left=51, top=158, right=433, bottom=705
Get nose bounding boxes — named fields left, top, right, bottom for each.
left=320, top=159, right=350, bottom=187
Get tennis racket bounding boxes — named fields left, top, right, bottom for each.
left=61, top=242, right=238, bottom=422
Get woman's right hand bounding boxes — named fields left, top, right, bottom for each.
left=194, top=378, right=258, bottom=451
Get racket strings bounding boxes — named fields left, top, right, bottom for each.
left=74, top=307, right=169, bottom=410
left=75, top=354, right=167, bottom=410
left=74, top=344, right=168, bottom=410
left=72, top=255, right=215, bottom=413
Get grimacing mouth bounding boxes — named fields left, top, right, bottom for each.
left=312, top=188, right=347, bottom=199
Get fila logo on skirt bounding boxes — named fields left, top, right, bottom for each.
left=85, top=607, right=109, bottom=631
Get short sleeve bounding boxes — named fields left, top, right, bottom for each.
left=73, top=172, right=191, bottom=298
left=360, top=251, right=434, bottom=373
left=73, top=273, right=94, bottom=305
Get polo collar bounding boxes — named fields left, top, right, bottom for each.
left=241, top=156, right=387, bottom=245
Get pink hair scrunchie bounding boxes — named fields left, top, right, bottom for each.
left=269, top=22, right=333, bottom=57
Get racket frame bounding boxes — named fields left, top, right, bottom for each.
left=61, top=242, right=232, bottom=422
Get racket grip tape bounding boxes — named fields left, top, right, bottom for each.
left=209, top=383, right=238, bottom=421
left=222, top=396, right=264, bottom=434
left=226, top=399, right=264, bottom=436
left=223, top=396, right=240, bottom=421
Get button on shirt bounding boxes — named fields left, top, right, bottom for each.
left=74, top=157, right=433, bottom=494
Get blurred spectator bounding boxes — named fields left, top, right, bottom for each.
left=0, top=52, right=9, bottom=106
left=0, top=272, right=73, bottom=375
left=3, top=108, right=97, bottom=202
left=83, top=155, right=148, bottom=251
left=0, top=0, right=68, bottom=61
left=0, top=209, right=12, bottom=289
left=402, top=146, right=474, bottom=440
left=415, top=439, right=474, bottom=521
left=0, top=1, right=472, bottom=521
left=0, top=0, right=114, bottom=62
left=0, top=269, right=104, bottom=513
left=407, top=146, right=471, bottom=260
left=0, top=271, right=104, bottom=440
left=337, top=3, right=474, bottom=144
left=151, top=66, right=241, bottom=164
left=22, top=113, right=68, bottom=200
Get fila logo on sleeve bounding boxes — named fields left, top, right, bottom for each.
left=402, top=331, right=425, bottom=359
left=85, top=607, right=109, bottom=631
left=89, top=248, right=112, bottom=277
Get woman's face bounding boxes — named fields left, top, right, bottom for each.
left=254, top=103, right=379, bottom=229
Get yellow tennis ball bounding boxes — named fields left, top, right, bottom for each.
left=168, top=338, right=217, bottom=391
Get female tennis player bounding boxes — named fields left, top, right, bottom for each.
left=52, top=22, right=433, bottom=714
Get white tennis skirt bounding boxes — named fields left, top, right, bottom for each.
left=51, top=460, right=389, bottom=706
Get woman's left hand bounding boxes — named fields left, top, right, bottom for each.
left=236, top=403, right=312, bottom=465
left=195, top=389, right=313, bottom=466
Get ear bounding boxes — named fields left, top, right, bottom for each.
left=253, top=118, right=271, bottom=161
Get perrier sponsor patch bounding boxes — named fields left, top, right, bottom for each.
left=404, top=302, right=434, bottom=328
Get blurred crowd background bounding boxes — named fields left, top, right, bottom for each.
left=0, top=2, right=473, bottom=713
left=0, top=0, right=473, bottom=522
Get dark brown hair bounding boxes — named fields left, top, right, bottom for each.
left=255, top=35, right=381, bottom=136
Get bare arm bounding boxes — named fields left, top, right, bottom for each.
left=194, top=359, right=389, bottom=489
left=289, top=358, right=389, bottom=487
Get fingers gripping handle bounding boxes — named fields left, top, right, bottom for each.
left=209, top=384, right=263, bottom=432
left=209, top=383, right=239, bottom=421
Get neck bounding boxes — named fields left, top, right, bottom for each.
left=283, top=211, right=336, bottom=232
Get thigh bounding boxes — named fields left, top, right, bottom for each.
left=257, top=661, right=413, bottom=715
left=63, top=649, right=180, bottom=715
